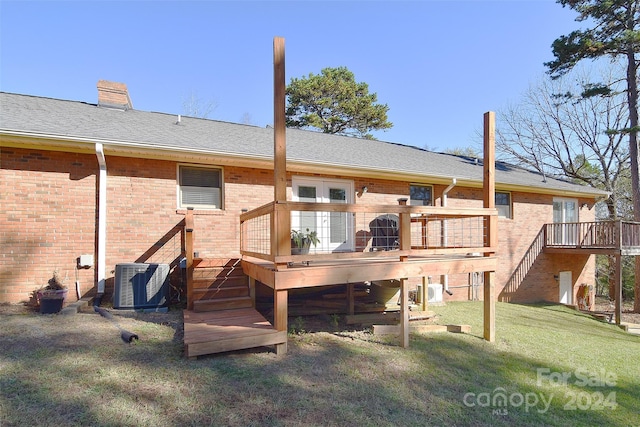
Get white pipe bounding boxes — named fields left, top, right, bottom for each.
left=442, top=178, right=456, bottom=207
left=96, top=143, right=107, bottom=294
left=441, top=179, right=456, bottom=294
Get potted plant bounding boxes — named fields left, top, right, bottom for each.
left=36, top=270, right=68, bottom=314
left=291, top=228, right=320, bottom=255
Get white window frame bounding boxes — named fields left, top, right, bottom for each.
left=177, top=164, right=224, bottom=210
left=495, top=191, right=512, bottom=219
left=409, top=184, right=433, bottom=206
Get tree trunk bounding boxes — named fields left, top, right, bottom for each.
left=609, top=255, right=617, bottom=300
left=626, top=45, right=640, bottom=313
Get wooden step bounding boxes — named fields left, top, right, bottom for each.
left=193, top=258, right=242, bottom=269
left=192, top=276, right=248, bottom=289
left=192, top=263, right=248, bottom=289
left=193, top=267, right=246, bottom=279
left=192, top=286, right=250, bottom=301
left=193, top=296, right=254, bottom=312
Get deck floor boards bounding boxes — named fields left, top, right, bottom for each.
left=183, top=308, right=287, bottom=357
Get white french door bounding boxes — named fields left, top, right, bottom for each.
left=552, top=198, right=578, bottom=245
left=292, top=177, right=354, bottom=252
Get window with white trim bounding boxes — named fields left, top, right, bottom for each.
left=178, top=165, right=223, bottom=209
left=495, top=191, right=511, bottom=218
left=410, top=184, right=433, bottom=206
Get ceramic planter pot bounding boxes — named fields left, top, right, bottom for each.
left=37, top=289, right=68, bottom=314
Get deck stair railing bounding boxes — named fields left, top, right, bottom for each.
left=500, top=227, right=545, bottom=302
left=184, top=208, right=253, bottom=312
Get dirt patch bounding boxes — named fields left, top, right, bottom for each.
left=591, top=297, right=640, bottom=324
left=0, top=302, right=185, bottom=343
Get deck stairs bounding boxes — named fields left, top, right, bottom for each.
left=191, top=258, right=253, bottom=312
left=184, top=258, right=287, bottom=358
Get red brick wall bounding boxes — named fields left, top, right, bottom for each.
left=1, top=148, right=98, bottom=303
left=0, top=146, right=597, bottom=306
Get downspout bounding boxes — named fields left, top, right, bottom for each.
left=95, top=143, right=107, bottom=296
left=441, top=179, right=456, bottom=295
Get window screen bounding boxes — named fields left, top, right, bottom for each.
left=495, top=192, right=511, bottom=218
left=410, top=185, right=433, bottom=206
left=179, top=166, right=222, bottom=209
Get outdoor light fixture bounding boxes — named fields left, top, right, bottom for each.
left=362, top=186, right=368, bottom=194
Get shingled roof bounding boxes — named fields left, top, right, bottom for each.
left=0, top=92, right=606, bottom=197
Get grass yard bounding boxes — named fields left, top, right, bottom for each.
left=1, top=301, right=638, bottom=426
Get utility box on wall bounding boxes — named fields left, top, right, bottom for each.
left=113, top=263, right=170, bottom=309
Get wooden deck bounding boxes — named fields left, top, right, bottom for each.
left=242, top=255, right=497, bottom=290
left=179, top=48, right=498, bottom=357
left=183, top=308, right=287, bottom=358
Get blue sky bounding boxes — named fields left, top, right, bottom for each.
left=0, top=0, right=582, bottom=152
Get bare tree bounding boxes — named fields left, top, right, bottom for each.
left=497, top=67, right=630, bottom=220
left=497, top=67, right=631, bottom=300
left=181, top=91, right=218, bottom=119
left=240, top=112, right=254, bottom=125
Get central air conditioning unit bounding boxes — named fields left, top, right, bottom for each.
left=428, top=283, right=443, bottom=303
left=114, top=263, right=170, bottom=309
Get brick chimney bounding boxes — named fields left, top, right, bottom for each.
left=97, top=80, right=133, bottom=110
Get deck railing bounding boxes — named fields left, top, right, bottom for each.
left=544, top=220, right=640, bottom=250
left=240, top=201, right=498, bottom=264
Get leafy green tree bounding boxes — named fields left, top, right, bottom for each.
left=544, top=0, right=639, bottom=311
left=285, top=66, right=392, bottom=139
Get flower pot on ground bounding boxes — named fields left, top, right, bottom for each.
left=36, top=271, right=68, bottom=314
left=291, top=229, right=320, bottom=255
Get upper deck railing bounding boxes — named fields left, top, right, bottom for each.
left=544, top=220, right=640, bottom=251
left=240, top=200, right=498, bottom=265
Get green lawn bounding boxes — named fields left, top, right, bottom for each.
left=1, top=302, right=638, bottom=426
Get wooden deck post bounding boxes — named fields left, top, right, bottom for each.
left=272, top=37, right=291, bottom=264
left=421, top=276, right=428, bottom=312
left=346, top=283, right=355, bottom=315
left=483, top=111, right=496, bottom=343
left=397, top=198, right=411, bottom=347
left=274, top=289, right=288, bottom=355
left=398, top=198, right=411, bottom=257
left=273, top=37, right=289, bottom=355
left=400, top=278, right=410, bottom=348
left=615, top=253, right=622, bottom=325
left=273, top=36, right=286, bottom=204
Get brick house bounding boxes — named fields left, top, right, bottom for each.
left=1, top=80, right=613, bottom=355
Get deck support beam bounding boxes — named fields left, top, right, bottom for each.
left=483, top=111, right=496, bottom=343
left=400, top=278, right=410, bottom=347
left=615, top=253, right=622, bottom=325
left=274, top=289, right=288, bottom=355
left=483, top=271, right=495, bottom=341
left=420, top=276, right=428, bottom=312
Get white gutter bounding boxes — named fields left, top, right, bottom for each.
left=1, top=129, right=608, bottom=199
left=441, top=179, right=456, bottom=295
left=442, top=178, right=457, bottom=207
left=95, top=143, right=107, bottom=294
